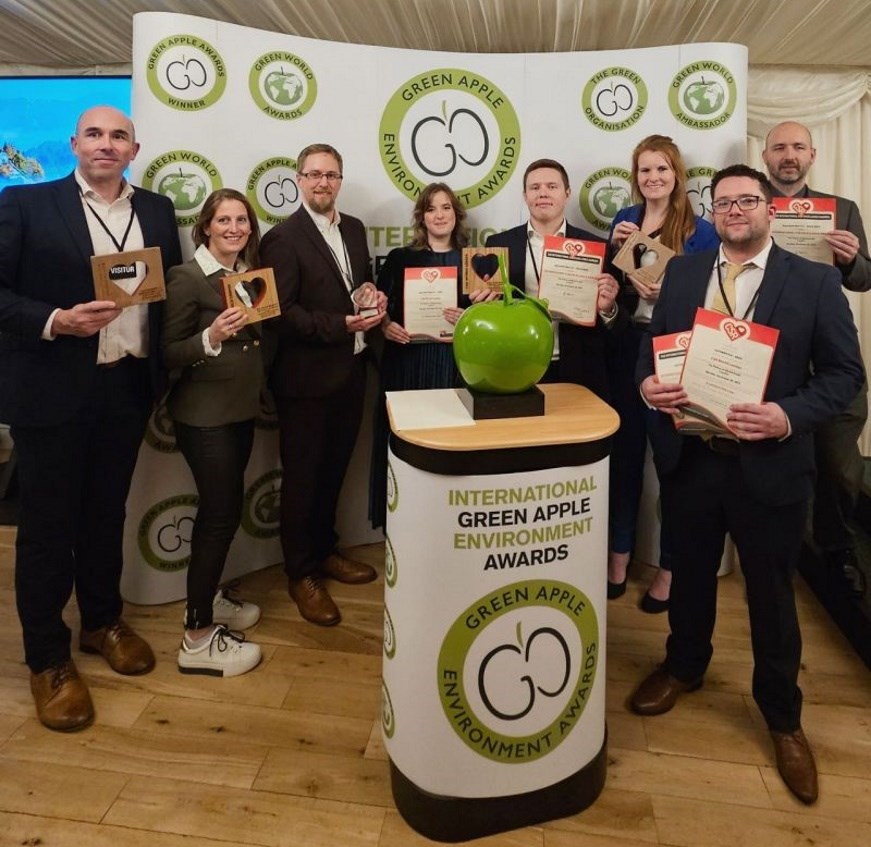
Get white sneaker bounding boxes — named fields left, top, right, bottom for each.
left=212, top=588, right=261, bottom=630
left=178, top=625, right=262, bottom=677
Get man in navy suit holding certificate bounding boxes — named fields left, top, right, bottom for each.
left=630, top=165, right=863, bottom=805
left=0, top=106, right=181, bottom=731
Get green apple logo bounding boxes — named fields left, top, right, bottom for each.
left=683, top=76, right=725, bottom=115
left=265, top=67, right=304, bottom=106
left=593, top=182, right=630, bottom=218
left=157, top=168, right=207, bottom=211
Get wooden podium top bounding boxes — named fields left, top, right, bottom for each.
left=387, top=384, right=619, bottom=452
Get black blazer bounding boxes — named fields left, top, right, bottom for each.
left=638, top=244, right=865, bottom=506
left=486, top=222, right=614, bottom=401
left=260, top=206, right=372, bottom=398
left=0, top=173, right=181, bottom=426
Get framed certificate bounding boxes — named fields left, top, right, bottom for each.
left=220, top=267, right=280, bottom=323
left=91, top=246, right=166, bottom=307
left=771, top=196, right=836, bottom=265
left=677, top=307, right=779, bottom=436
left=462, top=247, right=508, bottom=294
left=611, top=231, right=676, bottom=286
left=652, top=330, right=692, bottom=384
left=403, top=266, right=458, bottom=341
left=537, top=236, right=605, bottom=326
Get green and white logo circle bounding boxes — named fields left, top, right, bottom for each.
left=246, top=157, right=299, bottom=226
left=138, top=494, right=198, bottom=572
left=143, top=402, right=177, bottom=453
left=386, top=461, right=398, bottom=513
left=146, top=34, right=226, bottom=110
left=686, top=166, right=717, bottom=220
left=382, top=680, right=396, bottom=739
left=669, top=61, right=737, bottom=130
left=379, top=68, right=521, bottom=208
left=249, top=52, right=317, bottom=120
left=438, top=579, right=598, bottom=763
left=240, top=469, right=282, bottom=539
left=579, top=166, right=632, bottom=231
left=385, top=534, right=398, bottom=588
left=581, top=66, right=648, bottom=131
left=142, top=150, right=223, bottom=227
left=384, top=606, right=396, bottom=660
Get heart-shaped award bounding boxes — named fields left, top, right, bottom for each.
left=235, top=276, right=266, bottom=309
left=352, top=281, right=379, bottom=316
left=471, top=252, right=500, bottom=280
left=108, top=260, right=148, bottom=295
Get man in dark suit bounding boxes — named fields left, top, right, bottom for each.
left=485, top=158, right=620, bottom=401
left=260, top=144, right=386, bottom=627
left=762, top=121, right=869, bottom=599
left=0, top=106, right=182, bottom=731
left=630, top=165, right=864, bottom=804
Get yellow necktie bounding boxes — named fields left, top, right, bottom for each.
left=711, top=261, right=749, bottom=316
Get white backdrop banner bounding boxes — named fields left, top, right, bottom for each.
left=122, top=12, right=747, bottom=604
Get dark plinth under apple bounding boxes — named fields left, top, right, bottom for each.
left=456, top=385, right=545, bottom=420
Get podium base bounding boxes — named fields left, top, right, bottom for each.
left=456, top=385, right=545, bottom=420
left=389, top=730, right=608, bottom=842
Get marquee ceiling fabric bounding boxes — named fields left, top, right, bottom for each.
left=1, top=0, right=870, bottom=74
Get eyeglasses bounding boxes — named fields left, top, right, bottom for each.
left=299, top=171, right=343, bottom=183
left=711, top=195, right=765, bottom=214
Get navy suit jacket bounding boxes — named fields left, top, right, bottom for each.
left=486, top=222, right=614, bottom=400
left=0, top=173, right=181, bottom=426
left=260, top=206, right=373, bottom=399
left=637, top=243, right=865, bottom=506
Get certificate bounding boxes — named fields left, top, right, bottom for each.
left=220, top=267, right=280, bottom=323
left=611, top=231, right=676, bottom=286
left=403, top=266, right=457, bottom=341
left=677, top=307, right=779, bottom=435
left=652, top=330, right=692, bottom=384
left=91, top=246, right=165, bottom=307
left=771, top=196, right=835, bottom=265
left=462, top=247, right=508, bottom=293
left=537, top=236, right=605, bottom=326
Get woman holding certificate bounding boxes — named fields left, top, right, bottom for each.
left=368, top=182, right=488, bottom=529
left=606, top=135, right=719, bottom=612
left=162, top=189, right=265, bottom=677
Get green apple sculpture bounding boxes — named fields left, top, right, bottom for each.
left=453, top=253, right=554, bottom=393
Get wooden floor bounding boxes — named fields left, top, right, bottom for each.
left=0, top=526, right=869, bottom=847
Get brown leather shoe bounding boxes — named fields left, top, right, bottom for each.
left=79, top=618, right=155, bottom=675
left=630, top=667, right=703, bottom=715
left=30, top=659, right=94, bottom=732
left=771, top=728, right=818, bottom=804
left=321, top=551, right=377, bottom=584
left=289, top=575, right=341, bottom=626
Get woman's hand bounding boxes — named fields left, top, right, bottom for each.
left=610, top=220, right=639, bottom=248
left=383, top=318, right=412, bottom=344
left=207, top=307, right=247, bottom=347
left=627, top=271, right=661, bottom=301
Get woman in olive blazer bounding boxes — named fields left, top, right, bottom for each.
left=162, top=188, right=266, bottom=678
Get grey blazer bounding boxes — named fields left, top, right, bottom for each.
left=161, top=258, right=265, bottom=427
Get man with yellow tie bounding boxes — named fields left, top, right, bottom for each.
left=629, top=165, right=864, bottom=805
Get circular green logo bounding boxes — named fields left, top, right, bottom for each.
left=240, top=469, right=282, bottom=539
left=579, top=166, right=632, bottom=231
left=143, top=402, right=177, bottom=453
left=378, top=68, right=521, bottom=208
left=146, top=35, right=227, bottom=110
left=142, top=150, right=223, bottom=227
left=137, top=494, right=199, bottom=572
left=686, top=166, right=717, bottom=220
left=246, top=157, right=299, bottom=226
left=438, top=579, right=598, bottom=763
left=249, top=52, right=317, bottom=120
left=385, top=534, right=398, bottom=588
left=382, top=680, right=396, bottom=739
left=386, top=461, right=398, bottom=514
left=668, top=62, right=737, bottom=130
left=581, top=67, right=648, bottom=131
left=384, top=606, right=396, bottom=659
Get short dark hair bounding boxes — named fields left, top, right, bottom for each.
left=192, top=188, right=261, bottom=268
left=297, top=143, right=343, bottom=175
left=711, top=164, right=773, bottom=203
left=523, top=158, right=570, bottom=191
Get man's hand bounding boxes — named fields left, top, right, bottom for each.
left=595, top=272, right=620, bottom=312
left=640, top=374, right=687, bottom=414
left=346, top=311, right=384, bottom=333
left=825, top=228, right=860, bottom=265
left=726, top=402, right=788, bottom=440
left=51, top=301, right=122, bottom=337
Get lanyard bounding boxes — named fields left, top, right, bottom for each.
left=83, top=195, right=135, bottom=253
left=326, top=233, right=354, bottom=291
left=715, top=262, right=761, bottom=320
